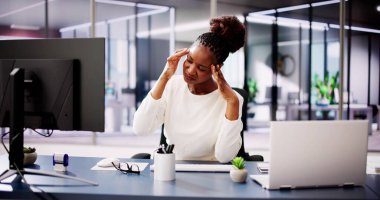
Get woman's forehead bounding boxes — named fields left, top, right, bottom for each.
left=188, top=44, right=216, bottom=65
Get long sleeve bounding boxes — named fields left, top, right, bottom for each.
left=214, top=95, right=243, bottom=163
left=132, top=93, right=166, bottom=135
left=132, top=75, right=244, bottom=162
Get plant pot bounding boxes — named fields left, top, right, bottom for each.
left=23, top=152, right=37, bottom=166
left=229, top=167, right=248, bottom=183
left=316, top=98, right=329, bottom=107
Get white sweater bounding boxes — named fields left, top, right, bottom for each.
left=133, top=75, right=243, bottom=163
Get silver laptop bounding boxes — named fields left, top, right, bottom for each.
left=250, top=120, right=368, bottom=190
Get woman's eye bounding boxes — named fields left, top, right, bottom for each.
left=199, top=66, right=209, bottom=71
left=186, top=59, right=193, bottom=64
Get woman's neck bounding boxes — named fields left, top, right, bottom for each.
left=187, top=78, right=218, bottom=95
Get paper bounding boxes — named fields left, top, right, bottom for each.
left=257, top=162, right=269, bottom=174
left=150, top=164, right=232, bottom=172
left=366, top=155, right=380, bottom=175
left=91, top=162, right=149, bottom=171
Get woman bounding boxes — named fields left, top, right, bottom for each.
left=133, top=16, right=245, bottom=163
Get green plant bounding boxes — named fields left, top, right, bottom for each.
left=231, top=157, right=245, bottom=170
left=23, top=147, right=36, bottom=154
left=247, top=78, right=258, bottom=103
left=313, top=71, right=339, bottom=104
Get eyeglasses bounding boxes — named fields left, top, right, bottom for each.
left=112, top=162, right=140, bottom=174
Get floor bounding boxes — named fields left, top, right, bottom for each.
left=1, top=126, right=380, bottom=174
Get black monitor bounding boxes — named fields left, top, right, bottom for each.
left=0, top=59, right=80, bottom=130
left=0, top=38, right=105, bottom=185
left=0, top=38, right=105, bottom=131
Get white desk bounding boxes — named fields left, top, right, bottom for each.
left=286, top=104, right=373, bottom=134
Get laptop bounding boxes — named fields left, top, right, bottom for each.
left=250, top=120, right=368, bottom=190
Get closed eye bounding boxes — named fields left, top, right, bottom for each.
left=199, top=66, right=210, bottom=72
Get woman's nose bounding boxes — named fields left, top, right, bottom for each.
left=187, top=64, right=197, bottom=75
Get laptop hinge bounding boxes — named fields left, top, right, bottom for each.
left=280, top=185, right=292, bottom=190
left=343, top=182, right=355, bottom=187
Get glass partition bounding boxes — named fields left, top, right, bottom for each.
left=246, top=1, right=379, bottom=132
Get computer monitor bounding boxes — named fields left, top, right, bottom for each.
left=0, top=59, right=80, bottom=130
left=0, top=38, right=105, bottom=131
left=0, top=38, right=105, bottom=185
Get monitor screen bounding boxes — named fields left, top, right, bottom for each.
left=0, top=59, right=79, bottom=130
left=0, top=38, right=105, bottom=173
left=0, top=38, right=105, bottom=132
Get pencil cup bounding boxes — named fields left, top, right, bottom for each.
left=154, top=152, right=175, bottom=181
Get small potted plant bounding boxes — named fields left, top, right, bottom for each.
left=247, top=78, right=258, bottom=103
left=230, top=157, right=248, bottom=183
left=23, top=146, right=37, bottom=166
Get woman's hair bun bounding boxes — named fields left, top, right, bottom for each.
left=209, top=16, right=245, bottom=53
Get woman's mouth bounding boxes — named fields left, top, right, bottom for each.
left=184, top=73, right=196, bottom=82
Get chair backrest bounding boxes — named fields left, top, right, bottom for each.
left=231, top=87, right=249, bottom=158
left=159, top=87, right=249, bottom=159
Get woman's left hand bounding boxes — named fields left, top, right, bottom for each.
left=211, top=64, right=239, bottom=120
left=211, top=65, right=239, bottom=104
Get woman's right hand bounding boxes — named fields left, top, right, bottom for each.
left=162, top=48, right=189, bottom=80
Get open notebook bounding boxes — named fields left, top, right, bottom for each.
left=150, top=164, right=232, bottom=172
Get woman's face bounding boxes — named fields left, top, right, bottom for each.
left=182, top=44, right=217, bottom=85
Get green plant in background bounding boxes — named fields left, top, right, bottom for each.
left=247, top=78, right=258, bottom=103
left=313, top=71, right=339, bottom=104
left=231, top=157, right=245, bottom=169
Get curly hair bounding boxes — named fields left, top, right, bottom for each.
left=195, top=16, right=245, bottom=64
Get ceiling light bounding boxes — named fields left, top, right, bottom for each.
left=377, top=5, right=380, bottom=12
left=0, top=0, right=55, bottom=19
left=10, top=24, right=40, bottom=31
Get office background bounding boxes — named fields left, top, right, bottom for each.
left=0, top=0, right=379, bottom=160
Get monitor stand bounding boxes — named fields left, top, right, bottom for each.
left=0, top=68, right=97, bottom=186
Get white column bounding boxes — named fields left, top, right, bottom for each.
left=210, top=0, right=217, bottom=18
left=338, top=0, right=345, bottom=120
left=90, top=0, right=96, bottom=38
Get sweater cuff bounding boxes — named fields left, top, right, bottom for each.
left=222, top=117, right=242, bottom=132
left=142, top=92, right=164, bottom=111
left=224, top=115, right=240, bottom=123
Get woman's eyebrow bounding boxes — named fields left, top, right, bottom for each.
left=187, top=54, right=209, bottom=69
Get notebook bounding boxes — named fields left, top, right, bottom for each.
left=250, top=120, right=368, bottom=190
left=150, top=164, right=232, bottom=172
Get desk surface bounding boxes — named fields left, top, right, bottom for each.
left=0, top=155, right=379, bottom=200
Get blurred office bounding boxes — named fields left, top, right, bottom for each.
left=0, top=0, right=379, bottom=154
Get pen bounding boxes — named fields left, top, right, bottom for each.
left=168, top=144, right=175, bottom=153
left=161, top=144, right=167, bottom=154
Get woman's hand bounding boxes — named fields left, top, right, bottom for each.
left=162, top=48, right=189, bottom=80
left=211, top=64, right=239, bottom=120
left=211, top=64, right=238, bottom=104
left=151, top=48, right=189, bottom=100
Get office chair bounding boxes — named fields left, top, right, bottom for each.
left=131, top=88, right=264, bottom=162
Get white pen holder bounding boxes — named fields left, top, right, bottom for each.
left=154, top=152, right=175, bottom=181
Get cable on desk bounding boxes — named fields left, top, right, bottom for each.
left=31, top=129, right=54, bottom=137
left=1, top=131, right=9, bottom=154
left=1, top=130, right=57, bottom=200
